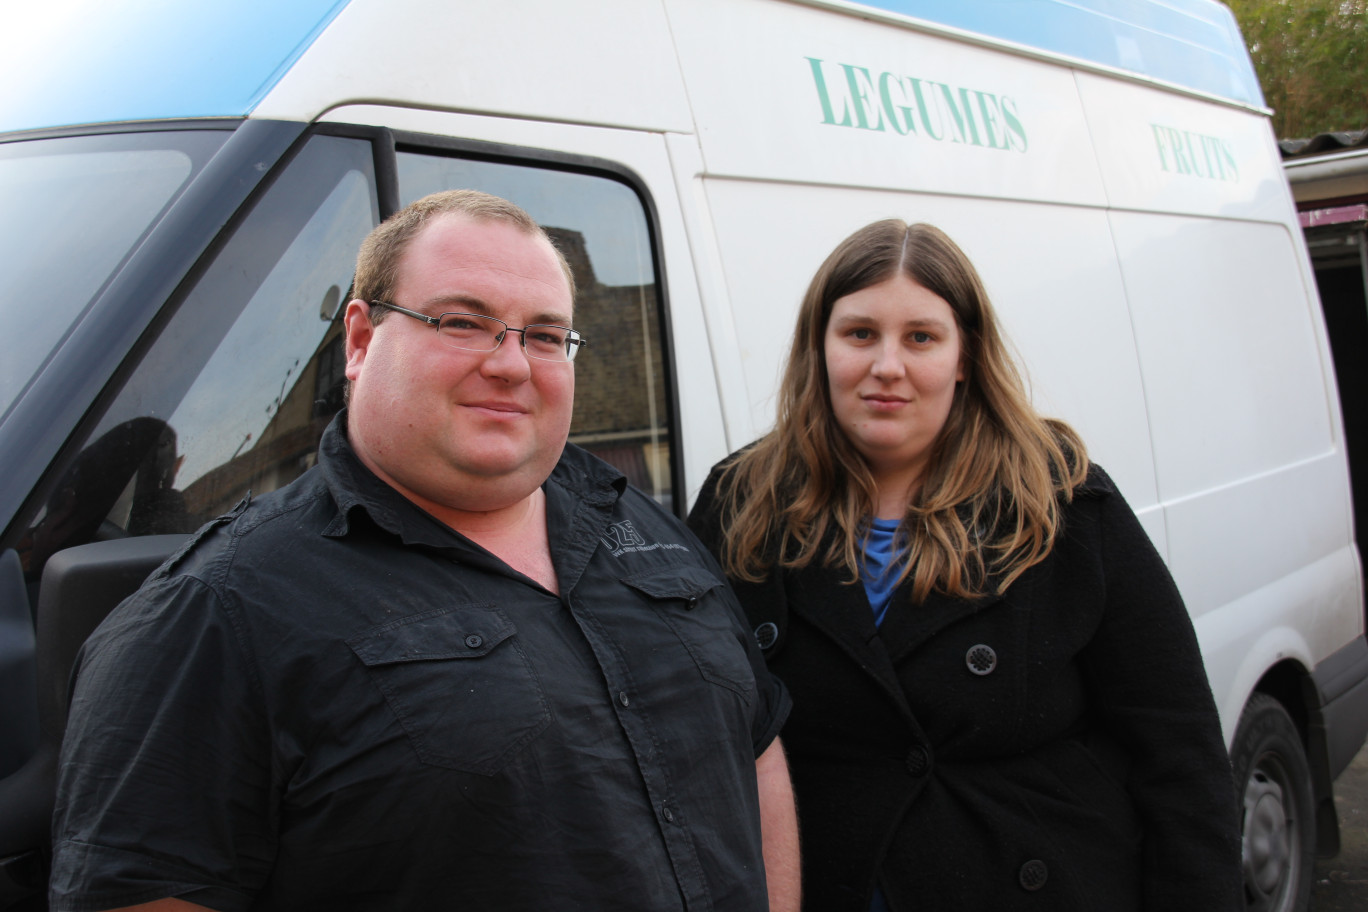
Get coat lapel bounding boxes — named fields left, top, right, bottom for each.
left=878, top=585, right=1001, bottom=664
left=781, top=544, right=1008, bottom=702
left=784, top=560, right=910, bottom=711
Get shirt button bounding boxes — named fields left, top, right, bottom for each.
left=966, top=643, right=997, bottom=675
left=464, top=634, right=484, bottom=649
left=618, top=691, right=630, bottom=707
left=905, top=745, right=931, bottom=776
left=754, top=621, right=779, bottom=650
left=1019, top=859, right=1048, bottom=891
left=661, top=805, right=675, bottom=823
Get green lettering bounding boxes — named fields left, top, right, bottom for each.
left=935, top=84, right=973, bottom=144
left=1153, top=123, right=1241, bottom=182
left=1152, top=124, right=1173, bottom=172
left=840, top=64, right=885, bottom=131
left=974, top=91, right=1006, bottom=150
left=1167, top=127, right=1193, bottom=175
left=1220, top=141, right=1239, bottom=181
left=804, top=55, right=1032, bottom=153
left=957, top=87, right=984, bottom=146
left=1001, top=97, right=1027, bottom=152
left=1183, top=131, right=1209, bottom=178
left=807, top=57, right=851, bottom=127
left=908, top=78, right=944, bottom=140
left=879, top=72, right=916, bottom=135
left=1203, top=135, right=1222, bottom=180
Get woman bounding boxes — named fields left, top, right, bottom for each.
left=688, top=220, right=1242, bottom=911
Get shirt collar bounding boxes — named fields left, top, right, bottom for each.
left=316, top=410, right=420, bottom=541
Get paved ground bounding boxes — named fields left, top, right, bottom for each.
left=1313, top=741, right=1368, bottom=910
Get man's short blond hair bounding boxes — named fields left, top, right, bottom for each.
left=351, top=189, right=575, bottom=322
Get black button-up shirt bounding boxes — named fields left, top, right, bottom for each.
left=51, top=414, right=789, bottom=911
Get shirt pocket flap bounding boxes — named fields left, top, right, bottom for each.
left=620, top=566, right=725, bottom=606
left=348, top=605, right=514, bottom=666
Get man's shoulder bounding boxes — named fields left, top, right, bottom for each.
left=88, top=469, right=350, bottom=666
left=159, top=468, right=334, bottom=585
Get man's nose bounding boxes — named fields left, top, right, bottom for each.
left=482, top=329, right=533, bottom=379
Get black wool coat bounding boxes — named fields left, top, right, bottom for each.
left=688, top=462, right=1243, bottom=912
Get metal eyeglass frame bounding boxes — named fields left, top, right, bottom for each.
left=370, top=301, right=587, bottom=362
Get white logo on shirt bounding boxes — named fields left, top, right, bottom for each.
left=601, top=520, right=690, bottom=557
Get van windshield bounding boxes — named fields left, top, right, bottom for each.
left=0, top=129, right=228, bottom=420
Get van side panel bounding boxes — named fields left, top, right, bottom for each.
left=1075, top=72, right=1291, bottom=222
left=698, top=179, right=1160, bottom=508
left=663, top=0, right=1108, bottom=206
left=1110, top=214, right=1336, bottom=499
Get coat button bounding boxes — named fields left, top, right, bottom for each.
left=905, top=745, right=931, bottom=776
left=754, top=621, right=779, bottom=650
left=966, top=644, right=997, bottom=675
left=464, top=634, right=484, bottom=649
left=1019, top=859, right=1048, bottom=891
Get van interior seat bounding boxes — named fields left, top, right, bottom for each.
left=0, top=535, right=185, bottom=905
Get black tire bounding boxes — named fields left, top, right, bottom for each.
left=1231, top=693, right=1315, bottom=912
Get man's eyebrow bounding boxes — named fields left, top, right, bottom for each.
left=419, top=293, right=486, bottom=313
left=420, top=294, right=572, bottom=327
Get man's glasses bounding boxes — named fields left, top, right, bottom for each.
left=371, top=301, right=587, bottom=363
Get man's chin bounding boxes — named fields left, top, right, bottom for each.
left=444, top=453, right=558, bottom=503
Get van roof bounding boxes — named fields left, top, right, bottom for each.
left=840, top=0, right=1263, bottom=108
left=0, top=0, right=1262, bottom=137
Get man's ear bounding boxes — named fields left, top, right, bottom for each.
left=343, top=300, right=374, bottom=382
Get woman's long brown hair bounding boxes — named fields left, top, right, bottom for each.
left=714, top=220, right=1088, bottom=601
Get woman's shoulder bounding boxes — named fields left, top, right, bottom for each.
left=698, top=440, right=769, bottom=499
left=1076, top=462, right=1117, bottom=498
left=1064, top=463, right=1153, bottom=541
left=688, top=445, right=757, bottom=542
left=712, top=439, right=764, bottom=472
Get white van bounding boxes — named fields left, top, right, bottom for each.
left=0, top=1, right=1363, bottom=910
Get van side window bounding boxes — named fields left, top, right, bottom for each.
left=19, top=135, right=379, bottom=577
left=397, top=153, right=673, bottom=503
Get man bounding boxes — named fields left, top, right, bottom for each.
left=50, top=190, right=799, bottom=911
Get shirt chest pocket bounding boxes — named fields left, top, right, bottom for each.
left=347, top=604, right=550, bottom=776
left=621, top=566, right=756, bottom=701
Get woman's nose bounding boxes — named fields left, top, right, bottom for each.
left=870, top=342, right=906, bottom=378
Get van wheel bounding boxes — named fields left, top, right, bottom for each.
left=1232, top=693, right=1314, bottom=912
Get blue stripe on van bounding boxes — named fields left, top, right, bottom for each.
left=855, top=0, right=1265, bottom=108
left=0, top=0, right=351, bottom=135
